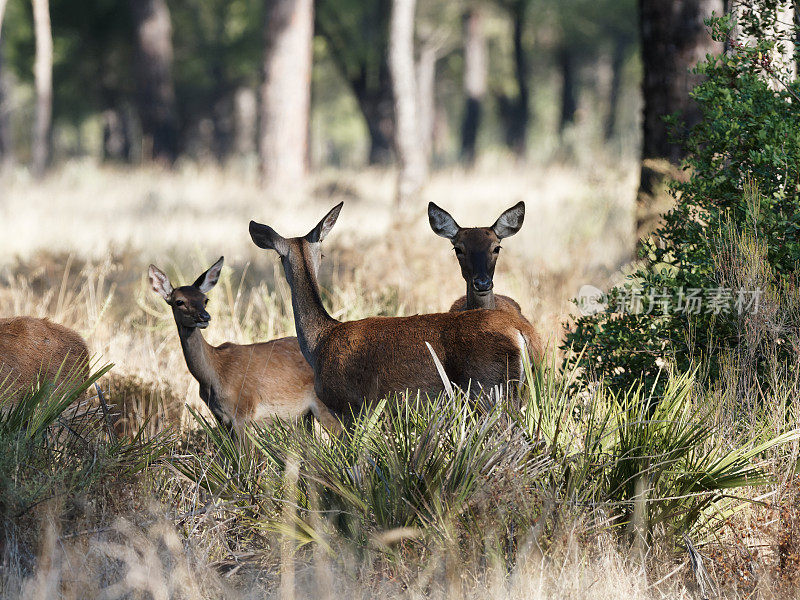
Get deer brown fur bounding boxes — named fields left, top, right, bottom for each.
left=148, top=257, right=340, bottom=434
left=249, top=203, right=536, bottom=418
left=0, top=316, right=90, bottom=399
left=428, top=201, right=543, bottom=363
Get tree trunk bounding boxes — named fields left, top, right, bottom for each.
left=557, top=46, right=577, bottom=134
left=234, top=87, right=258, bottom=156
left=350, top=66, right=396, bottom=165
left=499, top=0, right=530, bottom=157
left=31, top=0, right=52, bottom=177
left=0, top=0, right=8, bottom=40
left=0, top=35, right=13, bottom=169
left=604, top=39, right=627, bottom=141
left=260, top=0, right=314, bottom=184
left=417, top=42, right=436, bottom=165
left=129, top=0, right=178, bottom=164
left=389, top=0, right=426, bottom=205
left=460, top=8, right=486, bottom=165
left=636, top=0, right=724, bottom=240
left=102, top=109, right=132, bottom=162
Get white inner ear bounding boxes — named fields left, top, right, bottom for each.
left=148, top=267, right=173, bottom=301
left=430, top=209, right=459, bottom=239
left=198, top=263, right=222, bottom=293
left=493, top=208, right=524, bottom=238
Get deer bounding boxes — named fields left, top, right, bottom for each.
left=0, top=316, right=90, bottom=401
left=148, top=257, right=341, bottom=434
left=428, top=201, right=542, bottom=364
left=248, top=202, right=537, bottom=420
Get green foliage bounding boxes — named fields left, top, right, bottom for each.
left=563, top=15, right=800, bottom=394
left=173, top=362, right=794, bottom=556
left=518, top=364, right=797, bottom=543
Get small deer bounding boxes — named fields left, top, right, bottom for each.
left=428, top=201, right=542, bottom=363
left=148, top=257, right=340, bottom=434
left=249, top=202, right=537, bottom=419
left=0, top=317, right=90, bottom=400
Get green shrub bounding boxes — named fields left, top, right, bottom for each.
left=563, top=15, right=800, bottom=394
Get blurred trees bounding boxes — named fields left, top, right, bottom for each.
left=636, top=0, right=723, bottom=239
left=0, top=0, right=653, bottom=174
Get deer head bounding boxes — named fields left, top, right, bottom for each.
left=148, top=257, right=223, bottom=329
left=428, top=201, right=525, bottom=299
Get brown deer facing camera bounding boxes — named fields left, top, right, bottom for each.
left=148, top=257, right=340, bottom=434
left=0, top=317, right=90, bottom=400
left=428, top=201, right=542, bottom=363
left=249, top=202, right=537, bottom=420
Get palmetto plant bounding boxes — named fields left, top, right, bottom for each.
left=0, top=364, right=171, bottom=524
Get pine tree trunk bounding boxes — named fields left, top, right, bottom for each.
left=31, top=0, right=52, bottom=177
left=417, top=42, right=436, bottom=165
left=260, top=0, right=313, bottom=185
left=557, top=46, right=577, bottom=134
left=129, top=0, right=178, bottom=164
left=389, top=0, right=426, bottom=205
left=460, top=8, right=486, bottom=165
left=499, top=0, right=529, bottom=157
left=604, top=39, right=627, bottom=141
left=353, top=74, right=395, bottom=165
left=0, top=34, right=14, bottom=169
left=0, top=0, right=8, bottom=38
left=636, top=0, right=724, bottom=240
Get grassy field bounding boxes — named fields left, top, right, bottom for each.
left=4, top=159, right=799, bottom=599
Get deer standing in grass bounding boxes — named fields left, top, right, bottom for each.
left=148, top=257, right=340, bottom=434
left=249, top=202, right=535, bottom=420
left=428, top=201, right=542, bottom=364
left=0, top=317, right=90, bottom=400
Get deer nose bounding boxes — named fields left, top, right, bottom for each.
left=198, top=311, right=211, bottom=323
left=472, top=275, right=493, bottom=293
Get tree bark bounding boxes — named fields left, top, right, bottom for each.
left=499, top=0, right=530, bottom=157
left=0, top=34, right=13, bottom=169
left=260, top=0, right=314, bottom=184
left=32, top=0, right=52, bottom=177
left=557, top=46, right=577, bottom=134
left=129, top=0, right=178, bottom=164
left=0, top=0, right=8, bottom=40
left=460, top=8, right=486, bottom=165
left=416, top=42, right=436, bottom=165
left=604, top=39, right=627, bottom=141
left=352, top=69, right=395, bottom=165
left=636, top=0, right=724, bottom=240
left=389, top=0, right=426, bottom=205
left=234, top=87, right=258, bottom=156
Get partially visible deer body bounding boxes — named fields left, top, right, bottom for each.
left=428, top=201, right=543, bottom=363
left=148, top=258, right=340, bottom=434
left=249, top=203, right=535, bottom=419
left=0, top=317, right=90, bottom=400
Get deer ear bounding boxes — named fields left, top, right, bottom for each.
left=250, top=221, right=290, bottom=256
left=492, top=201, right=525, bottom=239
left=193, top=256, right=224, bottom=293
left=148, top=265, right=173, bottom=302
left=428, top=202, right=460, bottom=240
left=306, top=202, right=343, bottom=243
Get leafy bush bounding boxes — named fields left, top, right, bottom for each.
left=563, top=15, right=800, bottom=394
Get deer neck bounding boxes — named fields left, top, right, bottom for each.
left=176, top=323, right=219, bottom=391
left=466, top=286, right=497, bottom=310
left=282, top=249, right=337, bottom=368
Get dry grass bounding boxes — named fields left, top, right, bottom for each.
left=5, top=158, right=738, bottom=599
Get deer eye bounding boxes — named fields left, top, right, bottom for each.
left=454, top=248, right=464, bottom=256
left=204, top=299, right=209, bottom=306
left=493, top=246, right=502, bottom=254
left=175, top=299, right=184, bottom=306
